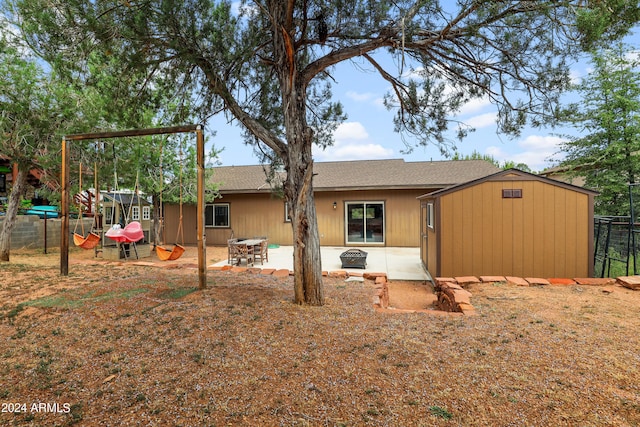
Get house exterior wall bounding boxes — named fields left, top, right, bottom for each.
left=423, top=178, right=594, bottom=278
left=162, top=194, right=292, bottom=246
left=164, top=203, right=196, bottom=244
left=315, top=189, right=427, bottom=247
left=164, top=188, right=430, bottom=247
left=540, top=171, right=586, bottom=187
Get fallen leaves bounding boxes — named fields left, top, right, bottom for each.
left=0, top=249, right=639, bottom=425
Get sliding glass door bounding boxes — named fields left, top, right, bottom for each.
left=345, top=202, right=384, bottom=244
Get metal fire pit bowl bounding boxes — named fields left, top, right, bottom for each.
left=340, top=248, right=368, bottom=269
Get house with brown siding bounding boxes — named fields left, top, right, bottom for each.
left=163, top=159, right=499, bottom=247
left=538, top=164, right=586, bottom=187
left=418, top=169, right=598, bottom=279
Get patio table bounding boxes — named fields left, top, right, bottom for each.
left=237, top=239, right=264, bottom=247
left=229, top=239, right=266, bottom=266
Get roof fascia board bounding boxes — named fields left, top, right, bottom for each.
left=220, top=185, right=445, bottom=194
left=418, top=168, right=599, bottom=200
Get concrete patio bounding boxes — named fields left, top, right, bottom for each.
left=211, top=245, right=431, bottom=281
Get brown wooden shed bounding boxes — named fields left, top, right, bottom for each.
left=418, top=169, right=598, bottom=279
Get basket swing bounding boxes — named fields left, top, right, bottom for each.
left=156, top=139, right=185, bottom=261
left=72, top=162, right=101, bottom=249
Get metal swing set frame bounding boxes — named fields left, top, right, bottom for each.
left=60, top=124, right=208, bottom=290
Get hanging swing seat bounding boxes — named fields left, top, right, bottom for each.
left=73, top=231, right=101, bottom=249
left=105, top=221, right=144, bottom=243
left=156, top=138, right=185, bottom=261
left=73, top=163, right=101, bottom=251
left=156, top=244, right=186, bottom=261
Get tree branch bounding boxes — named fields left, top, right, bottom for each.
left=192, top=55, right=288, bottom=159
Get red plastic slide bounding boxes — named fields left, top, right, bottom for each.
left=105, top=221, right=144, bottom=243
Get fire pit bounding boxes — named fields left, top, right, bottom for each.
left=340, top=248, right=368, bottom=269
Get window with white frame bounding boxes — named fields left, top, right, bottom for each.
left=132, top=206, right=140, bottom=221
left=284, top=202, right=291, bottom=222
left=105, top=206, right=113, bottom=223
left=427, top=203, right=434, bottom=229
left=142, top=206, right=150, bottom=220
left=205, top=203, right=230, bottom=227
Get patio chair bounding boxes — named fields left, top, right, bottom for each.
left=254, top=239, right=269, bottom=265
left=235, top=243, right=254, bottom=267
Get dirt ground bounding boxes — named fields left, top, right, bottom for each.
left=1, top=245, right=436, bottom=310
left=1, top=246, right=640, bottom=426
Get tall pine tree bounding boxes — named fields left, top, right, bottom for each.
left=559, top=42, right=640, bottom=216
left=15, top=0, right=640, bottom=304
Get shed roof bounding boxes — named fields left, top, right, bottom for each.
left=102, top=192, right=150, bottom=206
left=212, top=159, right=500, bottom=193
left=417, top=168, right=599, bottom=200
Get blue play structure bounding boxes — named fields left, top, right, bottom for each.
left=24, top=205, right=59, bottom=219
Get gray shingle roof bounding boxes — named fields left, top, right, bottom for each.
left=212, top=159, right=500, bottom=193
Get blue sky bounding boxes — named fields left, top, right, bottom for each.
left=207, top=29, right=640, bottom=173
left=1, top=4, right=637, bottom=173
left=206, top=62, right=563, bottom=171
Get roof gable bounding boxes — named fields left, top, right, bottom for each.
left=418, top=168, right=599, bottom=199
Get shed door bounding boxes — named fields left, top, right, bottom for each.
left=420, top=203, right=428, bottom=268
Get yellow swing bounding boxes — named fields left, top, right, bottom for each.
left=73, top=163, right=101, bottom=250
left=156, top=212, right=185, bottom=260
left=156, top=140, right=185, bottom=261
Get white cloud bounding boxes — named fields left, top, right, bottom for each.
left=1, top=13, right=32, bottom=57
left=346, top=90, right=386, bottom=109
left=346, top=91, right=376, bottom=102
left=466, top=112, right=497, bottom=129
left=334, top=121, right=368, bottom=140
left=458, top=97, right=492, bottom=116
left=519, top=135, right=564, bottom=151
left=625, top=49, right=640, bottom=63
left=402, top=66, right=425, bottom=80
left=485, top=134, right=566, bottom=171
left=372, top=97, right=386, bottom=108
left=315, top=143, right=394, bottom=161
left=313, top=121, right=394, bottom=161
left=569, top=68, right=583, bottom=85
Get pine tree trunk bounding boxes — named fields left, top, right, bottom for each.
left=0, top=168, right=28, bottom=262
left=287, top=155, right=324, bottom=306
left=270, top=0, right=324, bottom=305
left=280, top=79, right=325, bottom=305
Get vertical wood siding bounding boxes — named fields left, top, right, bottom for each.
left=315, top=189, right=427, bottom=247
left=437, top=179, right=591, bottom=278
left=164, top=188, right=429, bottom=247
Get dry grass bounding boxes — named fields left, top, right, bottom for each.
left=0, top=247, right=639, bottom=426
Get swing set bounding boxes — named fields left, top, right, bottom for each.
left=60, top=125, right=208, bottom=290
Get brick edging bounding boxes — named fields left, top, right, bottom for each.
left=430, top=274, right=640, bottom=315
